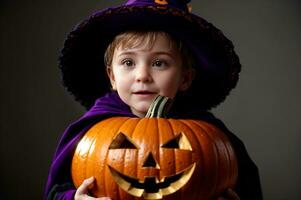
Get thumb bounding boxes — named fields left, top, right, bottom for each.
left=76, top=177, right=95, bottom=195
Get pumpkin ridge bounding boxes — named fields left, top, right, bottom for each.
left=115, top=117, right=139, bottom=199
left=145, top=118, right=160, bottom=178
left=103, top=117, right=131, bottom=197
left=86, top=128, right=101, bottom=185
left=222, top=138, right=233, bottom=190
left=191, top=120, right=233, bottom=193
left=175, top=119, right=201, bottom=200
left=215, top=127, right=238, bottom=188
left=158, top=118, right=176, bottom=179
left=177, top=119, right=208, bottom=198
left=225, top=140, right=238, bottom=188
left=72, top=119, right=111, bottom=188
left=190, top=120, right=221, bottom=191
left=72, top=132, right=95, bottom=187
left=180, top=119, right=219, bottom=197
left=132, top=118, right=150, bottom=182
left=191, top=119, right=237, bottom=196
left=124, top=118, right=142, bottom=199
left=165, top=118, right=178, bottom=177
left=207, top=125, right=233, bottom=191
left=155, top=118, right=160, bottom=171
left=202, top=123, right=238, bottom=190
left=168, top=119, right=192, bottom=180
left=178, top=119, right=204, bottom=168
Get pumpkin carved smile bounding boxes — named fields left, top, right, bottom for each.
left=108, top=163, right=196, bottom=199
left=107, top=131, right=196, bottom=199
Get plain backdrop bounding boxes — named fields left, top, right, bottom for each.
left=1, top=0, right=300, bottom=199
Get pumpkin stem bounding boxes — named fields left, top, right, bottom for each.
left=145, top=95, right=173, bottom=118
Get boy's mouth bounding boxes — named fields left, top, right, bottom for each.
left=133, top=91, right=156, bottom=95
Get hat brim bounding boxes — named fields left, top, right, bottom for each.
left=59, top=5, right=241, bottom=110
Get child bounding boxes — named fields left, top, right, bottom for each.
left=45, top=0, right=263, bottom=199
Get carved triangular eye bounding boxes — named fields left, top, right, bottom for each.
left=109, top=132, right=138, bottom=149
left=161, top=136, right=180, bottom=149
left=161, top=132, right=192, bottom=151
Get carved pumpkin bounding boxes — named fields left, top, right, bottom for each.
left=72, top=96, right=238, bottom=199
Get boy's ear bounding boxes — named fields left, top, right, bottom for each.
left=179, top=68, right=196, bottom=91
left=106, top=67, right=116, bottom=90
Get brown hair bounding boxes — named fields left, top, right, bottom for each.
left=104, top=31, right=194, bottom=70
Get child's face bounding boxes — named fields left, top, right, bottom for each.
left=107, top=34, right=194, bottom=117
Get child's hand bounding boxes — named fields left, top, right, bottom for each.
left=74, top=177, right=111, bottom=200
left=217, top=188, right=240, bottom=200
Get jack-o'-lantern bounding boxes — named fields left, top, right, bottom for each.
left=72, top=96, right=238, bottom=199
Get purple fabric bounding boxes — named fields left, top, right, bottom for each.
left=56, top=190, right=76, bottom=200
left=44, top=92, right=135, bottom=200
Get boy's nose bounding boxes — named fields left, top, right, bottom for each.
left=135, top=65, right=152, bottom=83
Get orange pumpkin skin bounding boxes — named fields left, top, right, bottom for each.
left=72, top=117, right=238, bottom=200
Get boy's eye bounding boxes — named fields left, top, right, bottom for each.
left=152, top=60, right=166, bottom=67
left=122, top=59, right=134, bottom=67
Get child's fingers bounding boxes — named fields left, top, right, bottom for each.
left=218, top=188, right=240, bottom=200
left=216, top=188, right=240, bottom=200
left=75, top=177, right=112, bottom=200
left=225, top=189, right=240, bottom=200
left=76, top=177, right=95, bottom=195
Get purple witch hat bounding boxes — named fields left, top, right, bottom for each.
left=59, top=0, right=241, bottom=111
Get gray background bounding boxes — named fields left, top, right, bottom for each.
left=1, top=0, right=300, bottom=199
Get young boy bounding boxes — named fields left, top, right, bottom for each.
left=45, top=0, right=263, bottom=199
left=106, top=31, right=195, bottom=118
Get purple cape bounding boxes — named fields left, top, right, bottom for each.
left=44, top=92, right=262, bottom=200
left=45, top=92, right=135, bottom=199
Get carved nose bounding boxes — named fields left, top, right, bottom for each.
left=142, top=152, right=160, bottom=169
